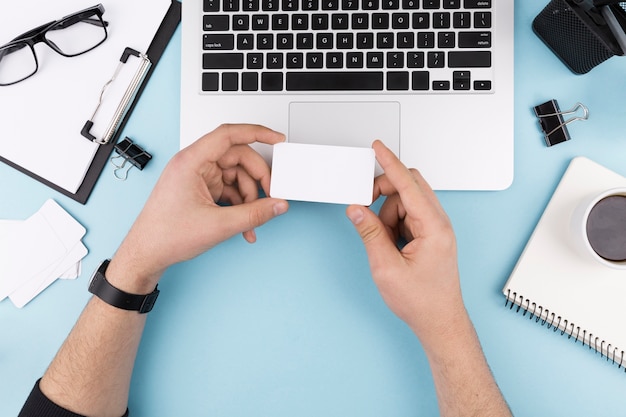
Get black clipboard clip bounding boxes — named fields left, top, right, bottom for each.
left=110, top=137, right=152, bottom=180
left=533, top=99, right=589, bottom=146
left=81, top=47, right=152, bottom=145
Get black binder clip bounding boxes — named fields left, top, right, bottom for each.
left=533, top=99, right=589, bottom=146
left=110, top=137, right=152, bottom=180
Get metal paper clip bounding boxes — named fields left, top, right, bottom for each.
left=110, top=137, right=152, bottom=180
left=533, top=100, right=589, bottom=146
left=82, top=48, right=152, bottom=145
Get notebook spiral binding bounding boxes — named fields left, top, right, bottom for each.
left=505, top=289, right=626, bottom=371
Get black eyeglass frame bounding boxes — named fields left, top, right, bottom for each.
left=0, top=4, right=108, bottom=86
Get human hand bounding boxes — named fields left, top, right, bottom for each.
left=108, top=124, right=289, bottom=293
left=346, top=141, right=466, bottom=349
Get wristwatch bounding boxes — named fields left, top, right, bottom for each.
left=88, top=260, right=159, bottom=314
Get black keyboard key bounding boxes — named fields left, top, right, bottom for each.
left=367, top=52, right=384, bottom=68
left=474, top=11, right=492, bottom=28
left=317, top=33, right=334, bottom=49
left=412, top=13, right=430, bottom=29
left=403, top=0, right=419, bottom=9
left=407, top=51, right=424, bottom=67
left=387, top=51, right=404, bottom=67
left=222, top=72, right=239, bottom=91
left=233, top=15, right=250, bottom=30
left=285, top=72, right=384, bottom=90
left=238, top=34, right=254, bottom=49
left=224, top=0, right=240, bottom=11
left=474, top=80, right=491, bottom=90
left=272, top=14, right=289, bottom=30
left=452, top=70, right=470, bottom=90
left=352, top=14, right=369, bottom=29
left=448, top=50, right=491, bottom=67
left=242, top=72, right=259, bottom=91
left=423, top=0, right=440, bottom=9
left=283, top=0, right=299, bottom=10
left=326, top=52, right=343, bottom=67
left=262, top=0, right=280, bottom=11
left=412, top=71, right=429, bottom=90
left=387, top=71, right=409, bottom=90
left=343, top=0, right=359, bottom=9
left=204, top=15, right=229, bottom=31
left=464, top=0, right=491, bottom=8
left=397, top=32, right=414, bottom=48
left=303, top=0, right=319, bottom=10
left=312, top=14, right=329, bottom=29
left=202, top=73, right=219, bottom=91
left=292, top=14, right=309, bottom=30
left=382, top=0, right=400, bottom=9
left=203, top=53, right=244, bottom=69
left=337, top=33, right=354, bottom=49
left=417, top=32, right=435, bottom=48
left=204, top=0, right=220, bottom=12
left=433, top=12, right=450, bottom=28
left=257, top=33, right=274, bottom=49
left=204, top=34, right=235, bottom=50
left=243, top=0, right=260, bottom=10
left=427, top=51, right=444, bottom=67
left=247, top=53, right=263, bottom=68
left=277, top=33, right=294, bottom=49
left=372, top=13, right=390, bottom=29
left=453, top=12, right=471, bottom=28
left=252, top=14, right=270, bottom=30
left=297, top=33, right=314, bottom=49
left=346, top=52, right=364, bottom=67
left=306, top=52, right=324, bottom=68
left=287, top=52, right=304, bottom=68
left=322, top=0, right=340, bottom=9
left=438, top=32, right=455, bottom=48
left=392, top=13, right=410, bottom=29
left=267, top=53, right=284, bottom=68
left=443, top=0, right=461, bottom=8
left=377, top=32, right=394, bottom=48
left=433, top=80, right=450, bottom=90
left=363, top=0, right=379, bottom=10
left=458, top=31, right=491, bottom=48
left=332, top=14, right=350, bottom=29
left=262, top=72, right=284, bottom=90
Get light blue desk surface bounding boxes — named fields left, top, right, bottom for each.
left=2, top=2, right=626, bottom=416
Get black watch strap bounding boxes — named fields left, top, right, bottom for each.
left=88, top=260, right=159, bottom=314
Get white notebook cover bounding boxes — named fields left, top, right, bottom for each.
left=503, top=157, right=626, bottom=367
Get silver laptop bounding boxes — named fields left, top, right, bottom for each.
left=180, top=0, right=514, bottom=190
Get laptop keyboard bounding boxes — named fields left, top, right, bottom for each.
left=201, top=0, right=494, bottom=93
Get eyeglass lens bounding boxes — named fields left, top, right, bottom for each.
left=0, top=8, right=107, bottom=86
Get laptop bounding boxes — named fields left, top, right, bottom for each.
left=180, top=0, right=514, bottom=190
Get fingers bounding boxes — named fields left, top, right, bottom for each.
left=218, top=145, right=272, bottom=196
left=346, top=205, right=402, bottom=273
left=219, top=198, right=289, bottom=242
left=372, top=140, right=447, bottom=225
left=185, top=124, right=285, bottom=167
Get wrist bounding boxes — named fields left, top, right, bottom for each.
left=106, top=254, right=162, bottom=295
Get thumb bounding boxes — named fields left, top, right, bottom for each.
left=346, top=205, right=400, bottom=271
left=222, top=198, right=289, bottom=239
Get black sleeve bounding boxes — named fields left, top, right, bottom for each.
left=18, top=379, right=129, bottom=417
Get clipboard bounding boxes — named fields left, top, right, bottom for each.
left=0, top=0, right=181, bottom=204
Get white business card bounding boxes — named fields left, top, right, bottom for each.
left=270, top=142, right=375, bottom=205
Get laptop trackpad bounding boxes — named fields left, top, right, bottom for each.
left=288, top=102, right=400, bottom=157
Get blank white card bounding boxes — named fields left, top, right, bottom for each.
left=270, top=142, right=375, bottom=205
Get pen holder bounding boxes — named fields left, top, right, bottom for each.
left=533, top=0, right=626, bottom=74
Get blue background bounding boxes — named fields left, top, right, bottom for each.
left=2, top=2, right=626, bottom=416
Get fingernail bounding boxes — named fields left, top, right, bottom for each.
left=273, top=201, right=288, bottom=216
left=347, top=207, right=364, bottom=225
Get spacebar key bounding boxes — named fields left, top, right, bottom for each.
left=286, top=72, right=384, bottom=91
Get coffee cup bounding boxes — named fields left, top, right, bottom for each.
left=570, top=187, right=626, bottom=270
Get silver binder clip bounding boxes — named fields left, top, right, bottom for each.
left=110, top=137, right=152, bottom=181
left=533, top=100, right=589, bottom=146
left=82, top=47, right=152, bottom=145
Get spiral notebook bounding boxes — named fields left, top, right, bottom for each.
left=503, top=157, right=626, bottom=370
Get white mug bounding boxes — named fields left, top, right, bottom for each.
left=570, top=187, right=626, bottom=270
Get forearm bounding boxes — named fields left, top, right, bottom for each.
left=417, top=311, right=511, bottom=417
left=39, top=256, right=158, bottom=417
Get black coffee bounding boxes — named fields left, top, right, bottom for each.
left=586, top=195, right=626, bottom=262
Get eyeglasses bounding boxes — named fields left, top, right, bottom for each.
left=0, top=4, right=108, bottom=86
